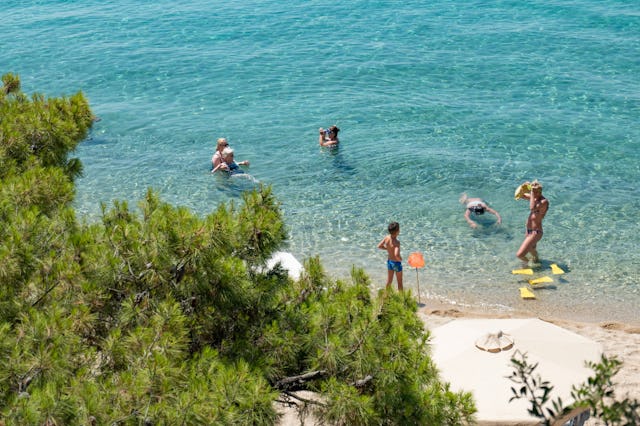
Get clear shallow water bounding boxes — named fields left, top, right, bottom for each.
left=2, top=0, right=639, bottom=324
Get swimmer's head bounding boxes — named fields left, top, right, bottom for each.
left=222, top=147, right=234, bottom=159
left=217, top=138, right=229, bottom=151
left=459, top=193, right=469, bottom=205
left=328, top=125, right=340, bottom=136
left=471, top=205, right=485, bottom=215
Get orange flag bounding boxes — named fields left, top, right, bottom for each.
left=408, top=252, right=425, bottom=268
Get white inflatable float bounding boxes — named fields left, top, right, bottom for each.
left=265, top=251, right=303, bottom=280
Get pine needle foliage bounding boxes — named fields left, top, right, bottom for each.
left=509, top=351, right=640, bottom=425
left=0, top=74, right=476, bottom=425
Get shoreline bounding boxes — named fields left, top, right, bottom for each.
left=416, top=290, right=640, bottom=328
left=421, top=298, right=640, bottom=327
left=314, top=254, right=640, bottom=327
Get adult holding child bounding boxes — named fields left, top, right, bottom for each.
left=211, top=137, right=250, bottom=173
left=212, top=147, right=250, bottom=175
left=318, top=125, right=340, bottom=147
left=515, top=180, right=548, bottom=263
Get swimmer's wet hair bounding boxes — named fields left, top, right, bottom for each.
left=388, top=221, right=399, bottom=233
left=531, top=180, right=543, bottom=190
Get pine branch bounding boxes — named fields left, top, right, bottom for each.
left=31, top=281, right=61, bottom=307
left=18, top=367, right=42, bottom=393
left=275, top=370, right=327, bottom=391
left=282, top=390, right=324, bottom=406
left=350, top=375, right=374, bottom=389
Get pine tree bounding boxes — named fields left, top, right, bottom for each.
left=0, top=74, right=476, bottom=425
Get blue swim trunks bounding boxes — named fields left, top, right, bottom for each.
left=387, top=260, right=402, bottom=272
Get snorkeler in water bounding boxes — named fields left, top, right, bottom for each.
left=460, top=193, right=502, bottom=229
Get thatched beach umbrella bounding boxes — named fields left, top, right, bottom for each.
left=430, top=318, right=602, bottom=424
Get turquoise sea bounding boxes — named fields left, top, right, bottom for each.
left=2, top=1, right=639, bottom=324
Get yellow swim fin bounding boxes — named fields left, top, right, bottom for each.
left=550, top=264, right=565, bottom=275
left=515, top=183, right=532, bottom=200
left=529, top=276, right=553, bottom=285
left=512, top=268, right=534, bottom=275
left=520, top=287, right=536, bottom=299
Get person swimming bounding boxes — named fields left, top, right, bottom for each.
left=466, top=200, right=486, bottom=215
left=212, top=147, right=249, bottom=176
left=318, top=125, right=340, bottom=147
left=459, top=193, right=502, bottom=229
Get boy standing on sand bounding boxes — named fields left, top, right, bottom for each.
left=377, top=222, right=403, bottom=291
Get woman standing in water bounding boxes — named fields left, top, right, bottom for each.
left=516, top=181, right=548, bottom=263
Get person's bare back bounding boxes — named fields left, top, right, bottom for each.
left=379, top=234, right=401, bottom=261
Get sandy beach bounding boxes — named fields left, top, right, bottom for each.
left=277, top=300, right=640, bottom=425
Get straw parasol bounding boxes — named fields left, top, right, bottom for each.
left=430, top=318, right=602, bottom=424
left=475, top=330, right=514, bottom=353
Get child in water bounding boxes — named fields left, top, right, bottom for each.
left=212, top=147, right=249, bottom=175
